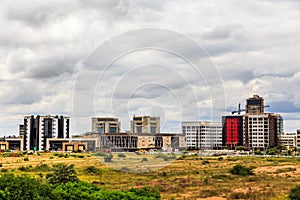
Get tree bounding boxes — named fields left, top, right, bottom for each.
left=47, top=164, right=79, bottom=184
left=0, top=173, right=54, bottom=200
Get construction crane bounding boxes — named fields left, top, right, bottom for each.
left=231, top=103, right=270, bottom=115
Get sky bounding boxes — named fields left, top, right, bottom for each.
left=0, top=0, right=300, bottom=136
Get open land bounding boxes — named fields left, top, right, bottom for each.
left=1, top=152, right=299, bottom=200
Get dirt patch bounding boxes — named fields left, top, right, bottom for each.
left=254, top=165, right=299, bottom=176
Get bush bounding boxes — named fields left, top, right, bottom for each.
left=0, top=168, right=8, bottom=172
left=142, top=158, right=148, bottom=162
left=229, top=164, right=254, bottom=176
left=49, top=156, right=54, bottom=159
left=254, top=149, right=262, bottom=155
left=289, top=185, right=300, bottom=200
left=0, top=174, right=54, bottom=199
left=118, top=153, right=126, bottom=158
left=84, top=166, right=102, bottom=176
left=0, top=164, right=2, bottom=167
left=24, top=157, right=29, bottom=161
left=35, top=164, right=51, bottom=172
left=104, top=154, right=113, bottom=162
left=47, top=164, right=79, bottom=184
left=93, top=152, right=107, bottom=157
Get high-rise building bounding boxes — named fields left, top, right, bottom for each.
left=244, top=113, right=283, bottom=149
left=246, top=95, right=265, bottom=114
left=130, top=116, right=160, bottom=134
left=297, top=129, right=300, bottom=150
left=182, top=121, right=222, bottom=149
left=224, top=95, right=283, bottom=149
left=92, top=117, right=120, bottom=134
left=23, top=115, right=70, bottom=151
left=222, top=115, right=244, bottom=149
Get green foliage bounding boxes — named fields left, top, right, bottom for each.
left=0, top=169, right=8, bottom=173
left=229, top=164, right=254, bottom=176
left=117, top=153, right=126, bottom=158
left=24, top=157, right=29, bottom=161
left=83, top=166, right=102, bottom=176
left=49, top=156, right=54, bottom=159
left=93, top=152, right=107, bottom=157
left=254, top=149, right=262, bottom=155
left=236, top=146, right=247, bottom=151
left=51, top=182, right=160, bottom=200
left=0, top=173, right=161, bottom=200
left=47, top=164, right=79, bottom=184
left=0, top=164, right=2, bottom=167
left=18, top=164, right=51, bottom=172
left=104, top=154, right=113, bottom=162
left=142, top=158, right=148, bottom=162
left=289, top=185, right=300, bottom=200
left=0, top=173, right=54, bottom=200
left=266, top=148, right=279, bottom=155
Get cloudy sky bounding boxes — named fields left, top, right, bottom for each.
left=0, top=0, right=300, bottom=135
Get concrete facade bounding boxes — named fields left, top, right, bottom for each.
left=244, top=113, right=283, bottom=149
left=24, top=115, right=70, bottom=150
left=182, top=121, right=222, bottom=149
left=91, top=117, right=120, bottom=134
left=280, top=132, right=296, bottom=149
left=130, top=116, right=160, bottom=134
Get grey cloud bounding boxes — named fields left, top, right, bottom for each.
left=0, top=80, right=43, bottom=105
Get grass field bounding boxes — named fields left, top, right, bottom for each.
left=1, top=152, right=300, bottom=199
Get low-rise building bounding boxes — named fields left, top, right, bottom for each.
left=280, top=132, right=296, bottom=149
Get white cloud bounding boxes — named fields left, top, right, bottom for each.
left=0, top=0, right=299, bottom=135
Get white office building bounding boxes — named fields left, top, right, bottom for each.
left=182, top=121, right=222, bottom=149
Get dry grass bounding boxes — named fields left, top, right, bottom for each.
left=1, top=152, right=300, bottom=199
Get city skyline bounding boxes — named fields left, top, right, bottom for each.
left=0, top=1, right=300, bottom=135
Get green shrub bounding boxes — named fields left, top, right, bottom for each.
left=77, top=155, right=84, bottom=158
left=0, top=163, right=2, bottom=167
left=49, top=156, right=54, bottom=159
left=93, top=152, right=107, bottom=157
left=24, top=157, right=29, bottom=161
left=229, top=164, right=254, bottom=176
left=47, top=164, right=79, bottom=184
left=254, top=149, right=262, bottom=155
left=0, top=168, right=8, bottom=172
left=118, top=153, right=126, bottom=158
left=0, top=174, right=54, bottom=199
left=104, top=154, right=113, bottom=162
left=84, top=166, right=102, bottom=175
left=289, top=185, right=300, bottom=200
left=35, top=164, right=51, bottom=172
left=142, top=158, right=148, bottom=162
